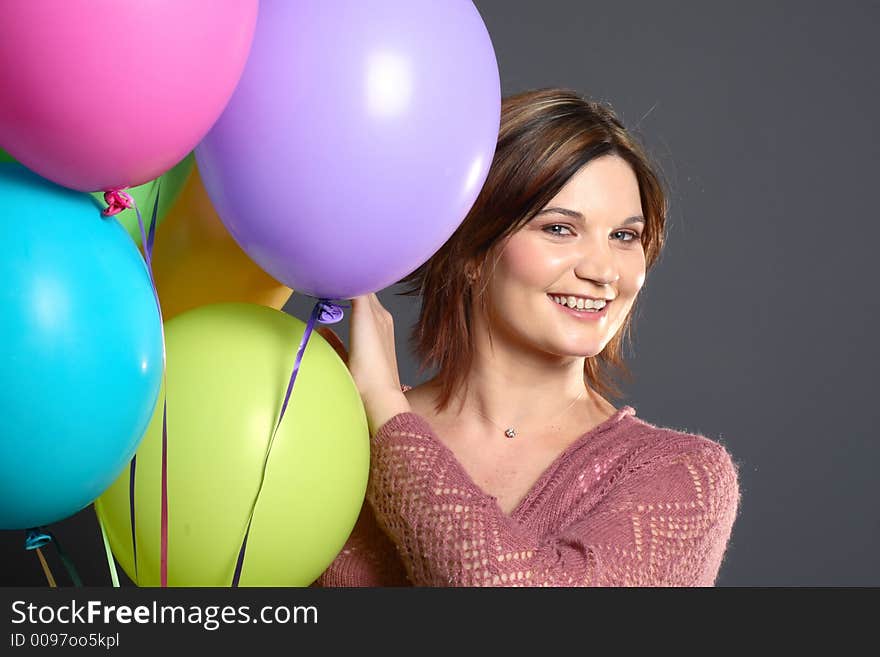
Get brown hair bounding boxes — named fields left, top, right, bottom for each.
left=398, top=88, right=668, bottom=413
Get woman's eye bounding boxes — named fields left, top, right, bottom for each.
left=543, top=224, right=573, bottom=236
left=613, top=230, right=642, bottom=243
left=544, top=225, right=642, bottom=243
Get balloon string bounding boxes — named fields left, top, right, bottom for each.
left=230, top=297, right=347, bottom=587
left=129, top=455, right=138, bottom=584
left=24, top=528, right=82, bottom=587
left=95, top=505, right=120, bottom=587
left=109, top=183, right=168, bottom=587
left=35, top=548, right=56, bottom=587
left=25, top=529, right=57, bottom=586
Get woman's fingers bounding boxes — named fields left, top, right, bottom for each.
left=348, top=293, right=400, bottom=397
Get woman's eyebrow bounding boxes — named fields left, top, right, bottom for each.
left=536, top=206, right=645, bottom=225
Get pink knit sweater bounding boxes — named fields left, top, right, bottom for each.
left=314, top=404, right=741, bottom=587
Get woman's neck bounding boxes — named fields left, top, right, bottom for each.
left=462, top=353, right=586, bottom=415
left=422, top=343, right=613, bottom=439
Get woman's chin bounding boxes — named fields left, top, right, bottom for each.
left=541, top=342, right=604, bottom=360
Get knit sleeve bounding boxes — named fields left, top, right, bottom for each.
left=311, top=498, right=411, bottom=587
left=367, top=412, right=740, bottom=587
left=311, top=384, right=414, bottom=587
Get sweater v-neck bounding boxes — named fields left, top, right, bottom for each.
left=387, top=404, right=637, bottom=522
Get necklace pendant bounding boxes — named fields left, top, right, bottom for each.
left=504, top=428, right=516, bottom=438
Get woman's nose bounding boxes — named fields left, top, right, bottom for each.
left=573, top=236, right=619, bottom=286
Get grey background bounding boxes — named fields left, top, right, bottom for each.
left=2, top=0, right=877, bottom=586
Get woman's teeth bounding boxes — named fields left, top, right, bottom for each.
left=550, top=295, right=607, bottom=312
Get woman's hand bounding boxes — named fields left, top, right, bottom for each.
left=348, top=293, right=411, bottom=437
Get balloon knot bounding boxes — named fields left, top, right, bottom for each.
left=102, top=189, right=134, bottom=216
left=316, top=299, right=347, bottom=324
left=24, top=528, right=52, bottom=551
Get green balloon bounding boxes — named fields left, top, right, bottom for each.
left=95, top=303, right=370, bottom=586
left=89, top=154, right=194, bottom=246
left=0, top=146, right=193, bottom=246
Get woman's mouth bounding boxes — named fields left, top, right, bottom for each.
left=547, top=294, right=611, bottom=320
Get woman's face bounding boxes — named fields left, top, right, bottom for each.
left=481, top=154, right=647, bottom=360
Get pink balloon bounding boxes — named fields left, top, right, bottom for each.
left=0, top=1, right=258, bottom=192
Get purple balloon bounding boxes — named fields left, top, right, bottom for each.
left=195, top=0, right=500, bottom=299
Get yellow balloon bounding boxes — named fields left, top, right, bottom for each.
left=95, top=303, right=369, bottom=586
left=151, top=168, right=292, bottom=320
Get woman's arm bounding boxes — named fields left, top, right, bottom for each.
left=310, top=323, right=411, bottom=587
left=346, top=295, right=412, bottom=436
left=367, top=412, right=740, bottom=587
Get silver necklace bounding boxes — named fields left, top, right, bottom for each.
left=469, top=389, right=586, bottom=439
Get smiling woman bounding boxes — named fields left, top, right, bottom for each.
left=313, top=88, right=741, bottom=587
left=398, top=90, right=667, bottom=414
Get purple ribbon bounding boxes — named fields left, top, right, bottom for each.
left=230, top=297, right=347, bottom=587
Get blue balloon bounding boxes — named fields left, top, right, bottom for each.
left=0, top=164, right=164, bottom=529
